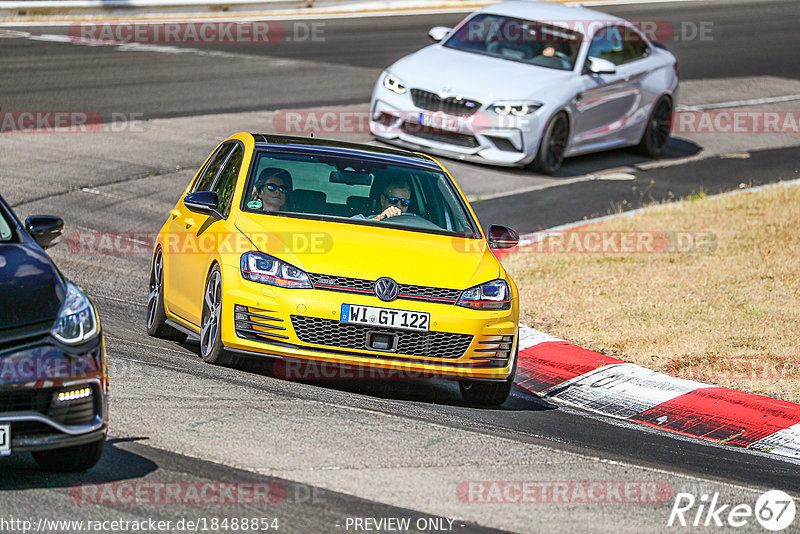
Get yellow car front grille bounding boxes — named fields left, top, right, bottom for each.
left=290, top=315, right=473, bottom=360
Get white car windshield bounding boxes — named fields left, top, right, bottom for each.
left=444, top=14, right=583, bottom=71
left=243, top=150, right=481, bottom=238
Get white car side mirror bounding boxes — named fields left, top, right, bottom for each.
left=586, top=56, right=617, bottom=74
left=428, top=26, right=452, bottom=42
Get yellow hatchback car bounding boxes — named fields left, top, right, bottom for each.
left=147, top=133, right=520, bottom=404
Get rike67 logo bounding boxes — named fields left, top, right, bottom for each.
left=668, top=490, right=796, bottom=531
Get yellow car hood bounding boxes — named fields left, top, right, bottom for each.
left=235, top=212, right=500, bottom=290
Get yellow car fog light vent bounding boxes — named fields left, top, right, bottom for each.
left=234, top=305, right=289, bottom=341
left=469, top=335, right=514, bottom=368
left=56, top=386, right=93, bottom=403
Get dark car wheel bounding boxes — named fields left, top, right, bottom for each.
left=637, top=96, right=673, bottom=157
left=459, top=348, right=518, bottom=406
left=532, top=111, right=569, bottom=175
left=200, top=266, right=236, bottom=366
left=146, top=248, right=187, bottom=342
left=32, top=437, right=105, bottom=472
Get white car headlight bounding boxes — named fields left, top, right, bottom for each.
left=457, top=279, right=511, bottom=310
left=383, top=73, right=407, bottom=95
left=490, top=103, right=542, bottom=116
left=51, top=282, right=99, bottom=345
left=241, top=251, right=311, bottom=289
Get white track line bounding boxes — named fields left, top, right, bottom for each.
left=677, top=94, right=800, bottom=112
left=27, top=33, right=298, bottom=60
left=0, top=0, right=725, bottom=26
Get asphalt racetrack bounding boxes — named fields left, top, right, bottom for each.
left=1, top=0, right=800, bottom=532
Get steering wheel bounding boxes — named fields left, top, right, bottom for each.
left=383, top=212, right=442, bottom=230
left=552, top=51, right=572, bottom=68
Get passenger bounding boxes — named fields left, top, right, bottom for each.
left=248, top=168, right=292, bottom=212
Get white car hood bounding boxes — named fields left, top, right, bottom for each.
left=388, top=44, right=575, bottom=102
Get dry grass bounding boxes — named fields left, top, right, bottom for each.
left=502, top=183, right=800, bottom=401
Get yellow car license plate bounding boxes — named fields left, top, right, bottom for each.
left=340, top=304, right=430, bottom=332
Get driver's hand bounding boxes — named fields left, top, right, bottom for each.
left=374, top=206, right=401, bottom=221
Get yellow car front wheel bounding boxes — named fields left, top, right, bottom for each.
left=200, top=265, right=236, bottom=367
left=459, top=348, right=517, bottom=405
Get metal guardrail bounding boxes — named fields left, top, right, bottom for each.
left=0, top=0, right=471, bottom=16
left=1, top=0, right=319, bottom=14
left=1, top=0, right=308, bottom=6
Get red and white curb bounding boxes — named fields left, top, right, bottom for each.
left=515, top=325, right=800, bottom=460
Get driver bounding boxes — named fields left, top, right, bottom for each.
left=370, top=181, right=412, bottom=221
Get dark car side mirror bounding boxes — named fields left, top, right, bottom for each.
left=184, top=191, right=220, bottom=216
left=25, top=215, right=65, bottom=249
left=487, top=224, right=519, bottom=250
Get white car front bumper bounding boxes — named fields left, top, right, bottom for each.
left=369, top=88, right=548, bottom=167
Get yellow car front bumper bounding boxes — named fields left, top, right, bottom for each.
left=218, top=263, right=517, bottom=381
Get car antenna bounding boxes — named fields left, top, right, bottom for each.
left=310, top=132, right=314, bottom=138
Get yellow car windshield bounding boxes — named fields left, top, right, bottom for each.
left=242, top=150, right=480, bottom=238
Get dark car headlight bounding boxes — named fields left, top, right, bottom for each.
left=241, top=251, right=311, bottom=289
left=51, top=282, right=100, bottom=344
left=457, top=279, right=511, bottom=310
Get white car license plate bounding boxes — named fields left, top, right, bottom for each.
left=0, top=424, right=10, bottom=456
left=340, top=304, right=430, bottom=332
left=416, top=112, right=464, bottom=133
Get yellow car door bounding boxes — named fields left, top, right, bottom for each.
left=165, top=142, right=236, bottom=326
left=188, top=143, right=245, bottom=324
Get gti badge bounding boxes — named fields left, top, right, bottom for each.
left=374, top=277, right=399, bottom=302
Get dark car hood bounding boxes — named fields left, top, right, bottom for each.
left=0, top=243, right=64, bottom=334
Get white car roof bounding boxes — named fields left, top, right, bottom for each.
left=476, top=1, right=624, bottom=30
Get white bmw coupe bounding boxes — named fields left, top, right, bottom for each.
left=369, top=1, right=679, bottom=174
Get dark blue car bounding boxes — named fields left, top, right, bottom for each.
left=0, top=194, right=108, bottom=471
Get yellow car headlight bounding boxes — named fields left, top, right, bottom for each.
left=457, top=279, right=511, bottom=310
left=240, top=251, right=311, bottom=289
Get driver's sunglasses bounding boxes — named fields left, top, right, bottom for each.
left=386, top=196, right=411, bottom=207
left=261, top=182, right=288, bottom=194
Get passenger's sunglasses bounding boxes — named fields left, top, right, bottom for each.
left=260, top=182, right=288, bottom=193
left=385, top=196, right=411, bottom=207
